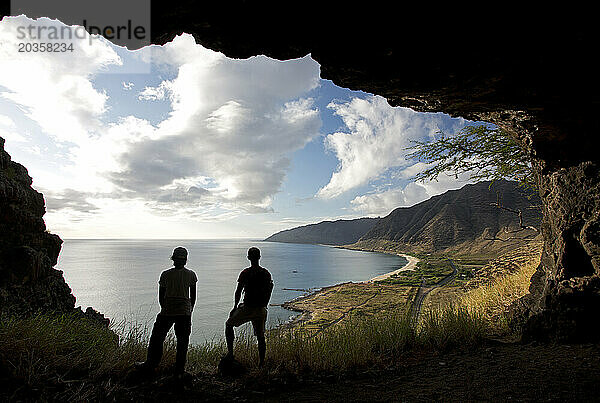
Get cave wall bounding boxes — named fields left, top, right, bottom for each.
left=3, top=3, right=599, bottom=340
left=0, top=137, right=75, bottom=315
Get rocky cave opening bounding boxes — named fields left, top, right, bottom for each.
left=2, top=2, right=599, bottom=342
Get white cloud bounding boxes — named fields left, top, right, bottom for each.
left=0, top=127, right=26, bottom=143
left=317, top=96, right=465, bottom=199
left=0, top=19, right=322, bottom=221
left=0, top=114, right=16, bottom=128
left=0, top=16, right=121, bottom=144
left=350, top=183, right=429, bottom=215
left=350, top=172, right=475, bottom=216
left=104, top=34, right=322, bottom=215
left=0, top=116, right=24, bottom=143
left=138, top=81, right=172, bottom=101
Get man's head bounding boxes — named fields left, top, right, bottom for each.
left=171, top=246, right=188, bottom=267
left=247, top=247, right=260, bottom=263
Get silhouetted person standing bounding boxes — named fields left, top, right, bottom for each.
left=225, top=247, right=273, bottom=367
left=140, top=246, right=197, bottom=374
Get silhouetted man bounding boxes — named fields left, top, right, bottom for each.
left=225, top=247, right=273, bottom=367
left=140, top=246, right=197, bottom=374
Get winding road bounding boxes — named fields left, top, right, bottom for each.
left=410, top=259, right=458, bottom=323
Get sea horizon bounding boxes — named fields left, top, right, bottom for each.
left=58, top=239, right=408, bottom=344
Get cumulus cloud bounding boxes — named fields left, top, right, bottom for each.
left=1, top=18, right=321, bottom=219
left=0, top=16, right=121, bottom=144
left=0, top=115, right=24, bottom=142
left=41, top=188, right=101, bottom=213
left=0, top=127, right=27, bottom=143
left=105, top=35, right=322, bottom=214
left=0, top=114, right=16, bottom=128
left=317, top=96, right=465, bottom=199
left=350, top=171, right=476, bottom=216
left=350, top=183, right=429, bottom=215
left=138, top=81, right=172, bottom=101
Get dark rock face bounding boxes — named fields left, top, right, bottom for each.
left=518, top=162, right=600, bottom=342
left=0, top=137, right=76, bottom=315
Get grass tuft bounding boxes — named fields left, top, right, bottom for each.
left=460, top=249, right=540, bottom=336
left=1, top=303, right=488, bottom=388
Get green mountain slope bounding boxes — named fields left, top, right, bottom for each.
left=265, top=180, right=541, bottom=253
left=264, top=218, right=380, bottom=245
left=356, top=180, right=541, bottom=253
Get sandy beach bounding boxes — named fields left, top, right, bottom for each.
left=364, top=253, right=420, bottom=283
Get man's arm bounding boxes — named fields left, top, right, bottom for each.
left=232, top=282, right=243, bottom=312
left=266, top=279, right=274, bottom=305
left=158, top=285, right=166, bottom=308
left=189, top=283, right=196, bottom=312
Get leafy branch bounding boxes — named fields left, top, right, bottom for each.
left=406, top=125, right=536, bottom=191
left=407, top=124, right=540, bottom=242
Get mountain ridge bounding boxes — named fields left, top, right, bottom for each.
left=264, top=217, right=379, bottom=246
left=265, top=180, right=542, bottom=254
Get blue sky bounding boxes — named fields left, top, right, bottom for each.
left=0, top=16, right=473, bottom=239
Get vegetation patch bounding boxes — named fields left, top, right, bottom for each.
left=377, top=255, right=457, bottom=287
left=283, top=282, right=416, bottom=332
left=421, top=238, right=543, bottom=338
left=0, top=303, right=489, bottom=401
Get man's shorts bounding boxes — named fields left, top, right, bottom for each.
left=226, top=304, right=267, bottom=336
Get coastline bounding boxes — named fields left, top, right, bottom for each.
left=364, top=253, right=419, bottom=283
left=279, top=250, right=419, bottom=330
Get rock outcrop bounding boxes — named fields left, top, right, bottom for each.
left=518, top=162, right=600, bottom=342
left=0, top=137, right=76, bottom=315
left=0, top=137, right=108, bottom=327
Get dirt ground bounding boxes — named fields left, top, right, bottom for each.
left=262, top=341, right=600, bottom=402
left=108, top=340, right=600, bottom=402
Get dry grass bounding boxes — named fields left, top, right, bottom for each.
left=456, top=239, right=543, bottom=336
left=417, top=238, right=543, bottom=339
left=0, top=302, right=487, bottom=397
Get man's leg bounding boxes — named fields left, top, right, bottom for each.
left=146, top=314, right=174, bottom=368
left=225, top=322, right=235, bottom=358
left=173, top=315, right=192, bottom=373
left=257, top=334, right=266, bottom=367
left=252, top=308, right=268, bottom=367
left=225, top=306, right=250, bottom=359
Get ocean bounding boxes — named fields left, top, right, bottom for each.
left=58, top=239, right=408, bottom=344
